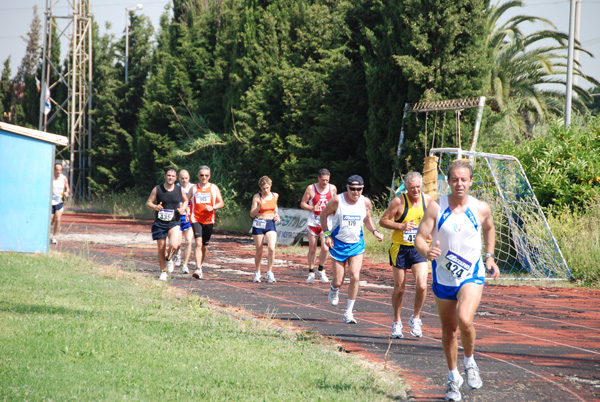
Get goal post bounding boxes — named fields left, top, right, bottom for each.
left=428, top=148, right=571, bottom=280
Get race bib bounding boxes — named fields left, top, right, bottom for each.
left=158, top=209, right=175, bottom=222
left=443, top=250, right=472, bottom=279
left=195, top=192, right=211, bottom=204
left=403, top=228, right=417, bottom=244
left=252, top=218, right=267, bottom=229
left=342, top=214, right=361, bottom=228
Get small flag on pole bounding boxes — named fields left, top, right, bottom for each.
left=44, top=85, right=51, bottom=115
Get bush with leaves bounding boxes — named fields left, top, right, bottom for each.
left=500, top=114, right=600, bottom=208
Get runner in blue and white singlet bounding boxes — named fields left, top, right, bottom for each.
left=320, top=175, right=384, bottom=325
left=328, top=192, right=367, bottom=261
left=431, top=194, right=486, bottom=299
left=415, top=160, right=499, bottom=402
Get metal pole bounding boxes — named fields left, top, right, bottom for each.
left=565, top=0, right=577, bottom=128
left=573, top=0, right=581, bottom=87
left=125, top=8, right=129, bottom=83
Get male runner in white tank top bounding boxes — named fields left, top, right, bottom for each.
left=415, top=160, right=499, bottom=402
left=51, top=162, right=70, bottom=245
left=319, top=175, right=384, bottom=324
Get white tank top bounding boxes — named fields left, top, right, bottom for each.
left=52, top=175, right=66, bottom=205
left=431, top=195, right=485, bottom=287
left=331, top=194, right=366, bottom=244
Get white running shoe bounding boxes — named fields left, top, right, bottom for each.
left=307, top=272, right=315, bottom=284
left=465, top=362, right=483, bottom=389
left=445, top=375, right=464, bottom=401
left=166, top=259, right=175, bottom=273
left=50, top=237, right=58, bottom=245
left=253, top=272, right=261, bottom=283
left=181, top=264, right=189, bottom=274
left=174, top=250, right=181, bottom=267
left=317, top=270, right=329, bottom=283
left=159, top=271, right=168, bottom=281
left=328, top=287, right=339, bottom=306
left=265, top=271, right=276, bottom=283
left=342, top=311, right=357, bottom=324
left=192, top=269, right=203, bottom=279
left=391, top=322, right=404, bottom=339
left=409, top=315, right=423, bottom=337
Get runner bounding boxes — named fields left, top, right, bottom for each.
left=176, top=169, right=195, bottom=274
left=379, top=171, right=432, bottom=339
left=320, top=175, right=384, bottom=323
left=415, top=160, right=500, bottom=402
left=188, top=166, right=225, bottom=279
left=51, top=162, right=70, bottom=245
left=300, top=168, right=337, bottom=284
left=146, top=168, right=187, bottom=281
left=250, top=176, right=281, bottom=283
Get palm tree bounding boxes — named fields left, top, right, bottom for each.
left=486, top=0, right=599, bottom=131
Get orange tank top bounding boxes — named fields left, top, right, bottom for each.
left=190, top=183, right=216, bottom=224
left=259, top=192, right=278, bottom=215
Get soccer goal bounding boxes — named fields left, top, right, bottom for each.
left=426, top=148, right=571, bottom=280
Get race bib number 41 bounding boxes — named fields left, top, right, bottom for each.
left=443, top=250, right=472, bottom=279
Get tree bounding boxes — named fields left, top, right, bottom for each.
left=10, top=6, right=42, bottom=126
left=485, top=0, right=599, bottom=132
left=0, top=58, right=11, bottom=121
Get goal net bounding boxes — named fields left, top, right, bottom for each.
left=426, top=148, right=570, bottom=280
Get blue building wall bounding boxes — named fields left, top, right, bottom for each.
left=0, top=130, right=54, bottom=253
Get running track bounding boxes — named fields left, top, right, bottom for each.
left=59, top=213, right=600, bottom=402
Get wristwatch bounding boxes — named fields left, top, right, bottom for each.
left=484, top=252, right=495, bottom=260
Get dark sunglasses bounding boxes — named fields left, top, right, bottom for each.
left=199, top=174, right=210, bottom=177
left=348, top=186, right=363, bottom=192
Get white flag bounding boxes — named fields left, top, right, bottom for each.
left=44, top=85, right=51, bottom=115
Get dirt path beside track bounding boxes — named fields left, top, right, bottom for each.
left=57, top=213, right=600, bottom=402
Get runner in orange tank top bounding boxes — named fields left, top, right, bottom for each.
left=188, top=165, right=224, bottom=279
left=249, top=175, right=280, bottom=283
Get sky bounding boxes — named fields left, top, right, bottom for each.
left=0, top=0, right=599, bottom=90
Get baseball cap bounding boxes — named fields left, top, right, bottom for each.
left=347, top=175, right=364, bottom=186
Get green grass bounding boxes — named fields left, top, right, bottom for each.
left=0, top=252, right=403, bottom=401
left=546, top=201, right=600, bottom=287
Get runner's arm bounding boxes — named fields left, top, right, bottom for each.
left=480, top=201, right=500, bottom=279
left=62, top=175, right=70, bottom=199
left=379, top=196, right=408, bottom=231
left=320, top=195, right=339, bottom=248
left=299, top=185, right=314, bottom=211
left=415, top=200, right=439, bottom=260
left=364, top=198, right=384, bottom=242
left=214, top=186, right=225, bottom=211
left=249, top=194, right=261, bottom=218
left=146, top=187, right=161, bottom=211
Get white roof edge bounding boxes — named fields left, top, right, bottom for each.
left=0, top=121, right=68, bottom=147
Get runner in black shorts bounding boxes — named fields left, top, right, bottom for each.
left=146, top=168, right=188, bottom=281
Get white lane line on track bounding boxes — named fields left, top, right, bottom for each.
left=194, top=278, right=592, bottom=402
